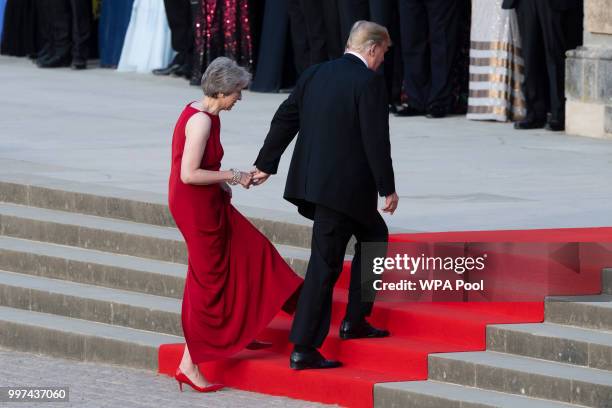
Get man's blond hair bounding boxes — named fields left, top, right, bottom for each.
left=346, top=20, right=391, bottom=53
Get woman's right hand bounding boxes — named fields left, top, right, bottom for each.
left=239, top=171, right=253, bottom=189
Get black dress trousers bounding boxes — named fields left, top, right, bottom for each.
left=398, top=0, right=458, bottom=111
left=369, top=0, right=402, bottom=105
left=289, top=205, right=388, bottom=348
left=251, top=0, right=291, bottom=91
left=514, top=0, right=581, bottom=121
left=337, top=0, right=369, bottom=47
left=37, top=0, right=91, bottom=62
left=163, top=0, right=194, bottom=68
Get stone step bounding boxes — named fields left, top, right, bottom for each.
left=428, top=350, right=612, bottom=407
left=487, top=322, right=612, bottom=371
left=0, top=236, right=311, bottom=297
left=545, top=294, right=612, bottom=331
left=603, top=268, right=612, bottom=295
left=0, top=203, right=311, bottom=274
left=0, top=177, right=315, bottom=250
left=0, top=305, right=182, bottom=371
left=0, top=269, right=183, bottom=336
left=375, top=380, right=583, bottom=408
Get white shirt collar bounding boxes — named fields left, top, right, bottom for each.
left=345, top=51, right=369, bottom=68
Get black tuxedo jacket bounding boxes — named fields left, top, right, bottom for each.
left=502, top=0, right=580, bottom=10
left=254, top=53, right=396, bottom=221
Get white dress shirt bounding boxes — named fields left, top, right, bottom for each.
left=344, top=51, right=368, bottom=68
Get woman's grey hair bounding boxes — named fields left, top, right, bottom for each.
left=346, top=20, right=391, bottom=53
left=200, top=57, right=252, bottom=98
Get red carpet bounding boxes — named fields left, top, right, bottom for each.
left=158, top=227, right=611, bottom=407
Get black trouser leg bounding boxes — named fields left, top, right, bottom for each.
left=164, top=0, right=193, bottom=67
left=425, top=0, right=457, bottom=110
left=69, top=0, right=91, bottom=62
left=289, top=206, right=352, bottom=348
left=298, top=0, right=328, bottom=65
left=337, top=0, right=369, bottom=48
left=42, top=0, right=71, bottom=62
left=36, top=0, right=54, bottom=63
left=369, top=0, right=401, bottom=105
left=344, top=212, right=388, bottom=323
left=322, top=0, right=342, bottom=59
left=288, top=0, right=310, bottom=76
left=398, top=0, right=428, bottom=110
left=515, top=1, right=548, bottom=121
left=535, top=1, right=569, bottom=122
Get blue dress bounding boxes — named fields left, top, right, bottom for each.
left=117, top=0, right=173, bottom=73
left=0, top=0, right=6, bottom=40
left=98, top=0, right=134, bottom=67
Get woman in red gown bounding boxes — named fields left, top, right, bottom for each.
left=168, top=56, right=303, bottom=392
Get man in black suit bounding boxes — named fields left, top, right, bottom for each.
left=253, top=21, right=398, bottom=370
left=37, top=0, right=92, bottom=69
left=503, top=0, right=583, bottom=131
left=153, top=0, right=195, bottom=79
left=396, top=0, right=458, bottom=118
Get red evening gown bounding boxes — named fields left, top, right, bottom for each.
left=168, top=103, right=303, bottom=364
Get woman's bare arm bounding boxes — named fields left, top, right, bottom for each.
left=180, top=113, right=233, bottom=185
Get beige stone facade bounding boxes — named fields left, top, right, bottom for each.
left=565, top=0, right=612, bottom=139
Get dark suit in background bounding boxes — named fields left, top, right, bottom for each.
left=163, top=0, right=194, bottom=71
left=398, top=0, right=458, bottom=112
left=338, top=0, right=369, bottom=46
left=37, top=0, right=91, bottom=66
left=255, top=54, right=395, bottom=348
left=336, top=0, right=404, bottom=106
left=502, top=0, right=583, bottom=123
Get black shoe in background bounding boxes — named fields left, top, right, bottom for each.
left=71, top=58, right=87, bottom=70
left=394, top=103, right=425, bottom=117
left=426, top=105, right=447, bottom=119
left=545, top=113, right=565, bottom=131
left=514, top=116, right=546, bottom=130
left=37, top=54, right=71, bottom=68
left=153, top=63, right=181, bottom=76
left=172, top=64, right=192, bottom=79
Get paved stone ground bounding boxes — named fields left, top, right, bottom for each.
left=0, top=348, right=333, bottom=408
left=1, top=55, right=612, bottom=231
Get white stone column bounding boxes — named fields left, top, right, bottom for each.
left=565, top=0, right=612, bottom=139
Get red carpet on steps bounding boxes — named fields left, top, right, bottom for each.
left=158, top=227, right=612, bottom=407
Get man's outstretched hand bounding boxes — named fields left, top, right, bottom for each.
left=382, top=192, right=399, bottom=215
left=251, top=168, right=270, bottom=186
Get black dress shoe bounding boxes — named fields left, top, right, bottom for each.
left=545, top=114, right=565, bottom=131
left=289, top=349, right=342, bottom=370
left=426, top=105, right=447, bottom=119
left=153, top=63, right=181, bottom=76
left=172, top=64, right=192, bottom=79
left=37, top=54, right=71, bottom=68
left=71, top=58, right=87, bottom=70
left=394, top=103, right=425, bottom=117
left=339, top=319, right=390, bottom=340
left=514, top=117, right=546, bottom=130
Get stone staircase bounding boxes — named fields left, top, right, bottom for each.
left=0, top=178, right=610, bottom=407
left=375, top=268, right=612, bottom=408
left=0, top=178, right=313, bottom=372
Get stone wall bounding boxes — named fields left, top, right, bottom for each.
left=565, top=0, right=612, bottom=139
